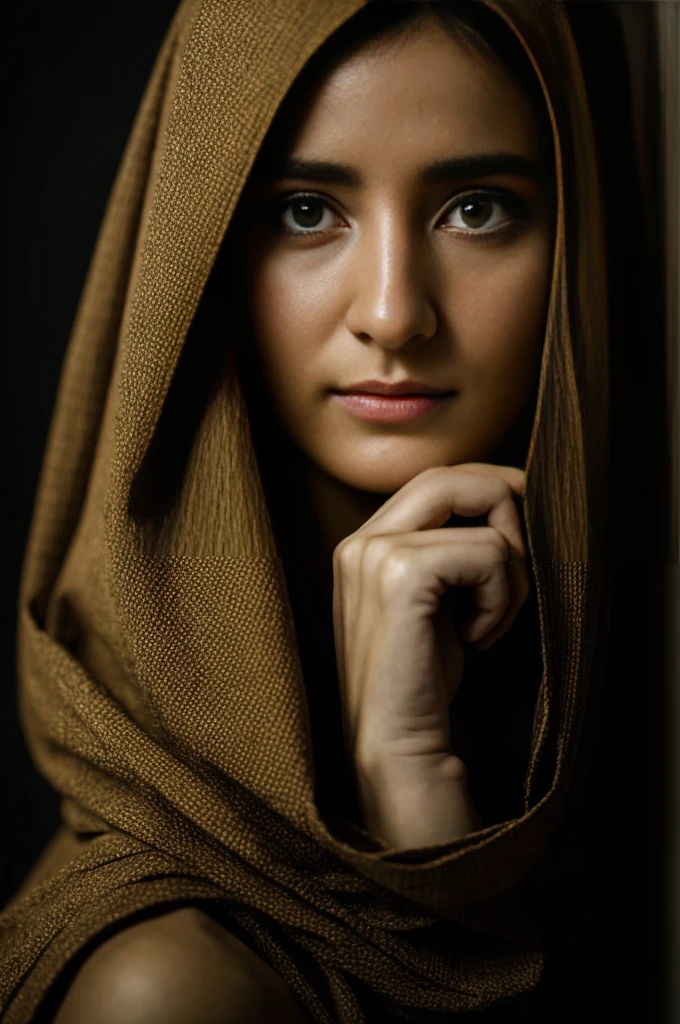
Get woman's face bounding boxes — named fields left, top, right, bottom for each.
left=240, top=19, right=554, bottom=495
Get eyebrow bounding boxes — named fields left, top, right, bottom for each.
left=256, top=152, right=544, bottom=187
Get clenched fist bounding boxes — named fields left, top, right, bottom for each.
left=333, top=462, right=529, bottom=780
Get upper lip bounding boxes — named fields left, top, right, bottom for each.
left=333, top=379, right=455, bottom=396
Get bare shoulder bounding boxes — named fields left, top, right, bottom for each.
left=50, top=906, right=306, bottom=1024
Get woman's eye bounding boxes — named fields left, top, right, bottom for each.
left=277, top=195, right=341, bottom=234
left=272, top=190, right=525, bottom=237
left=442, top=193, right=518, bottom=233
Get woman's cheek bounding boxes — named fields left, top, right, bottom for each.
left=253, top=331, right=316, bottom=435
left=459, top=251, right=549, bottom=373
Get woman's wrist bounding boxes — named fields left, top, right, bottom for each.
left=353, top=752, right=483, bottom=850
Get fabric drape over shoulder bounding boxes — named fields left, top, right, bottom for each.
left=1, top=1, right=611, bottom=1021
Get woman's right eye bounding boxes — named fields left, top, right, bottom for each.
left=274, top=194, right=344, bottom=235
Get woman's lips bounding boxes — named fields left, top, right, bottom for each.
left=331, top=391, right=456, bottom=424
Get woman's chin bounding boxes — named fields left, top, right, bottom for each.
left=315, top=456, right=466, bottom=497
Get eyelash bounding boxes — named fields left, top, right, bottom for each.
left=269, top=188, right=529, bottom=239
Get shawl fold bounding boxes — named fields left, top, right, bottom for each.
left=1, top=1, right=611, bottom=1021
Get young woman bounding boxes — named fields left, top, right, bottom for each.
left=0, top=2, right=611, bottom=1022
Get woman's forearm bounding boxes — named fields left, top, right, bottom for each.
left=354, top=753, right=483, bottom=850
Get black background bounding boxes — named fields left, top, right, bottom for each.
left=2, top=0, right=180, bottom=903
left=1, top=2, right=669, bottom=1021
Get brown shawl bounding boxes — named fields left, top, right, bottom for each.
left=0, top=1, right=611, bottom=1020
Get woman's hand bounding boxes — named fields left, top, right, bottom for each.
left=333, top=462, right=529, bottom=778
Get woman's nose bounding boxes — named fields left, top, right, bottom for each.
left=344, top=219, right=438, bottom=350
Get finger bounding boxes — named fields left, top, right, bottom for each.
left=374, top=539, right=513, bottom=640
left=363, top=464, right=525, bottom=527
left=360, top=466, right=526, bottom=559
left=368, top=526, right=530, bottom=636
left=334, top=536, right=363, bottom=687
left=363, top=526, right=511, bottom=548
left=334, top=539, right=380, bottom=753
left=449, top=462, right=526, bottom=498
left=364, top=528, right=528, bottom=647
left=460, top=557, right=529, bottom=646
left=332, top=557, right=351, bottom=742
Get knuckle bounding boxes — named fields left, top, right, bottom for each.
left=498, top=478, right=515, bottom=501
left=402, top=464, right=441, bottom=494
left=497, top=479, right=521, bottom=514
left=333, top=535, right=361, bottom=571
left=332, top=541, right=345, bottom=572
left=412, top=463, right=451, bottom=489
left=486, top=530, right=511, bottom=560
left=378, top=546, right=415, bottom=592
left=419, top=464, right=447, bottom=479
left=362, top=534, right=394, bottom=573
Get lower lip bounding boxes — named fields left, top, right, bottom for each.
left=332, top=392, right=455, bottom=423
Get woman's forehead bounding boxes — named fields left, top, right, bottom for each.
left=256, top=23, right=540, bottom=181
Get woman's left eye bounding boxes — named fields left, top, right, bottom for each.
left=441, top=192, right=522, bottom=233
